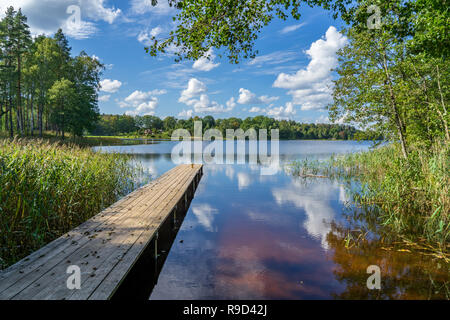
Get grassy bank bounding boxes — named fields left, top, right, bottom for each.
left=0, top=138, right=140, bottom=269
left=290, top=142, right=449, bottom=258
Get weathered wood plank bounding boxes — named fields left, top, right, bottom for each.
left=0, top=165, right=183, bottom=297
left=0, top=164, right=203, bottom=300
left=87, top=168, right=201, bottom=300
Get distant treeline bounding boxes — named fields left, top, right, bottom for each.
left=91, top=114, right=361, bottom=140
left=0, top=7, right=102, bottom=138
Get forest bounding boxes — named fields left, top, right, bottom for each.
left=91, top=114, right=360, bottom=140
left=0, top=7, right=102, bottom=139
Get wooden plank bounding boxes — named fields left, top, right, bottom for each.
left=0, top=165, right=182, bottom=282
left=16, top=166, right=198, bottom=300
left=0, top=165, right=183, bottom=297
left=87, top=166, right=202, bottom=300
left=0, top=164, right=203, bottom=300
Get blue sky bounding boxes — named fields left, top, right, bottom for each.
left=1, top=0, right=348, bottom=123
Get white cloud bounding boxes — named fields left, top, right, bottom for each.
left=237, top=88, right=279, bottom=105
left=226, top=97, right=236, bottom=110
left=266, top=102, right=296, bottom=120
left=191, top=204, right=218, bottom=232
left=137, top=26, right=163, bottom=46
left=178, top=78, right=232, bottom=114
left=179, top=78, right=207, bottom=105
left=0, top=0, right=121, bottom=38
left=178, top=109, right=193, bottom=118
left=91, top=55, right=114, bottom=70
left=249, top=107, right=263, bottom=113
left=119, top=90, right=163, bottom=115
left=130, top=0, right=175, bottom=15
left=272, top=179, right=349, bottom=250
left=98, top=95, right=111, bottom=102
left=192, top=48, right=220, bottom=72
left=273, top=26, right=348, bottom=111
left=247, top=51, right=298, bottom=66
left=148, top=89, right=167, bottom=96
left=280, top=23, right=306, bottom=34
left=237, top=172, right=251, bottom=191
left=100, top=79, right=122, bottom=93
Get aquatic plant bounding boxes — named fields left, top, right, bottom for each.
left=0, top=138, right=139, bottom=269
left=289, top=142, right=450, bottom=258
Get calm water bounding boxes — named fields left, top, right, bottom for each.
left=95, top=140, right=449, bottom=300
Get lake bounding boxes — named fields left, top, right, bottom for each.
left=95, top=140, right=449, bottom=300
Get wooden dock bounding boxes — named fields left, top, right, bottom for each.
left=0, top=164, right=203, bottom=300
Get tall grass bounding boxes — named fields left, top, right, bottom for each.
left=290, top=142, right=449, bottom=257
left=0, top=138, right=139, bottom=269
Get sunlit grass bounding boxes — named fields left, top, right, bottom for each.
left=0, top=138, right=140, bottom=269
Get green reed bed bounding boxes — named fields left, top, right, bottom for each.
left=289, top=142, right=449, bottom=258
left=0, top=138, right=139, bottom=269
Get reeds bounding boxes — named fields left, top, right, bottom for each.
left=0, top=138, right=139, bottom=269
left=289, top=142, right=449, bottom=256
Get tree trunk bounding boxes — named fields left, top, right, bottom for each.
left=30, top=90, right=35, bottom=135
left=17, top=54, right=24, bottom=135
left=436, top=65, right=450, bottom=142
left=9, top=96, right=13, bottom=138
left=382, top=52, right=408, bottom=159
left=38, top=102, right=43, bottom=137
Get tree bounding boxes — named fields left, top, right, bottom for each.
left=48, top=79, right=76, bottom=139
left=329, top=1, right=449, bottom=158
left=163, top=116, right=177, bottom=131
left=0, top=6, right=18, bottom=137
left=146, top=0, right=333, bottom=63
left=12, top=8, right=32, bottom=135
left=32, top=36, right=59, bottom=136
left=69, top=52, right=102, bottom=136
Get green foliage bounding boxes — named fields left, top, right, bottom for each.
left=147, top=0, right=312, bottom=63
left=0, top=138, right=139, bottom=269
left=90, top=114, right=360, bottom=140
left=329, top=0, right=449, bottom=158
left=0, top=7, right=102, bottom=138
left=146, top=0, right=449, bottom=63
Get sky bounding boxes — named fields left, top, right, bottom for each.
left=0, top=0, right=348, bottom=123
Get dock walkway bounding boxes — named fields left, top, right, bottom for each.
left=0, top=164, right=203, bottom=300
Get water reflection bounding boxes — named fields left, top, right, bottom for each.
left=95, top=140, right=449, bottom=299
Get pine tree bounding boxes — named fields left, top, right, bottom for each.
left=12, top=8, right=32, bottom=135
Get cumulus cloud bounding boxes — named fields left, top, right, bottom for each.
left=137, top=26, right=163, bottom=46
left=119, top=90, right=165, bottom=115
left=266, top=102, right=296, bottom=120
left=192, top=49, right=220, bottom=72
left=98, top=94, right=111, bottom=102
left=179, top=78, right=207, bottom=104
left=273, top=26, right=348, bottom=111
left=178, top=78, right=234, bottom=115
left=226, top=97, right=237, bottom=110
left=237, top=88, right=279, bottom=105
left=99, top=79, right=122, bottom=93
left=249, top=107, right=263, bottom=113
left=178, top=109, right=193, bottom=118
left=247, top=102, right=296, bottom=120
left=0, top=0, right=121, bottom=38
